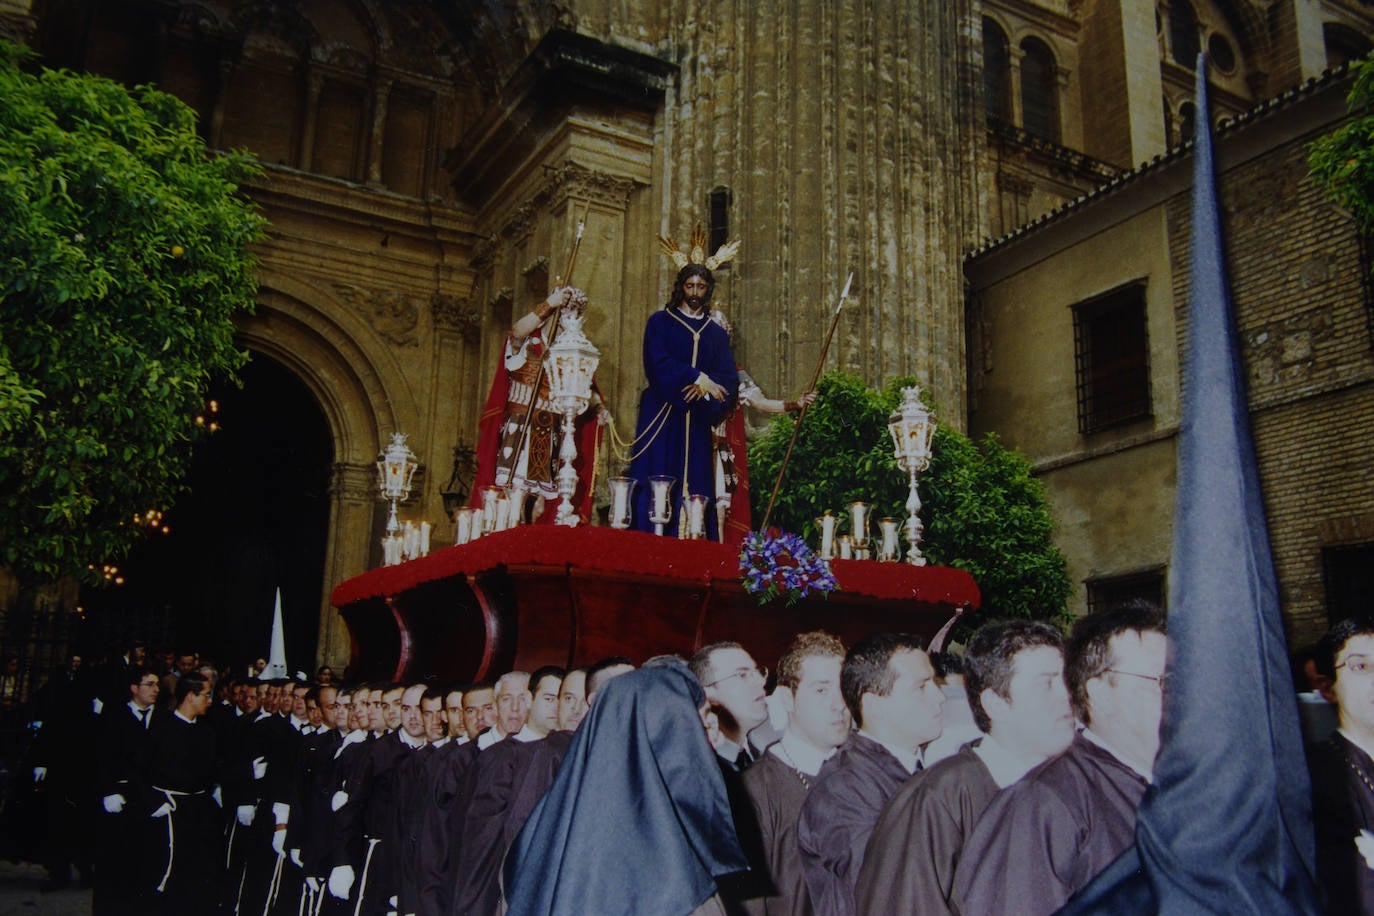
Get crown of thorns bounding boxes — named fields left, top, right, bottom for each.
left=657, top=222, right=740, bottom=271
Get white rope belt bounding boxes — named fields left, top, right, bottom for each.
left=152, top=786, right=205, bottom=893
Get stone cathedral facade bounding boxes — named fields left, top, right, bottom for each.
left=3, top=0, right=1371, bottom=664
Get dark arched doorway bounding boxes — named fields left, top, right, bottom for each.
left=80, top=354, right=333, bottom=675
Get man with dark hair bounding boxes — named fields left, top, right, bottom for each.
left=460, top=681, right=498, bottom=741
left=953, top=602, right=1167, bottom=916
left=328, top=682, right=427, bottom=913
left=628, top=260, right=739, bottom=539
left=94, top=664, right=161, bottom=913
left=557, top=666, right=590, bottom=731
left=528, top=666, right=565, bottom=737
left=740, top=631, right=850, bottom=914
left=858, top=619, right=1072, bottom=914
left=147, top=671, right=218, bottom=912
left=1309, top=616, right=1374, bottom=912
left=796, top=633, right=944, bottom=916
left=691, top=641, right=770, bottom=770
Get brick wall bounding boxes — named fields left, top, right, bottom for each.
left=1166, top=131, right=1374, bottom=648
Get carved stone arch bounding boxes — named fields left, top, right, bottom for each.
left=235, top=271, right=424, bottom=668
left=249, top=268, right=424, bottom=455
left=431, top=0, right=560, bottom=96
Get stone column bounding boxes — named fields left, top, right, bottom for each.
left=366, top=77, right=392, bottom=187
left=317, top=461, right=377, bottom=671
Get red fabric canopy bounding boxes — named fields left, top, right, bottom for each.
left=331, top=525, right=980, bottom=609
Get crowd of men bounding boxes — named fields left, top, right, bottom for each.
left=12, top=602, right=1374, bottom=915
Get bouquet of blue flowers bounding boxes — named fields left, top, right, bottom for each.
left=738, top=529, right=839, bottom=606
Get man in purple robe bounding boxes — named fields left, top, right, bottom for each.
left=952, top=602, right=1168, bottom=916
left=740, top=631, right=850, bottom=915
left=628, top=263, right=738, bottom=539
left=795, top=633, right=945, bottom=916
left=856, top=619, right=1074, bottom=915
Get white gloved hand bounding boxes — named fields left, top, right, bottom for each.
left=91, top=697, right=103, bottom=715
left=271, top=828, right=286, bottom=856
left=272, top=801, right=290, bottom=825
left=151, top=802, right=173, bottom=819
left=305, top=876, right=321, bottom=894
left=102, top=794, right=126, bottom=814
left=330, top=790, right=349, bottom=812
left=236, top=804, right=255, bottom=827
left=290, top=848, right=303, bottom=867
left=212, top=786, right=222, bottom=807
left=32, top=767, right=46, bottom=783
left=328, top=865, right=355, bottom=900
left=251, top=756, right=268, bottom=780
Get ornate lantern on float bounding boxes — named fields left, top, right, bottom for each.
left=887, top=386, right=936, bottom=566
left=544, top=309, right=601, bottom=526
left=376, top=432, right=419, bottom=565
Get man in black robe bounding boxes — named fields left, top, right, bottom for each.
left=740, top=631, right=850, bottom=915
left=796, top=634, right=944, bottom=916
left=952, top=603, right=1168, bottom=916
left=93, top=665, right=161, bottom=915
left=329, top=682, right=426, bottom=915
left=856, top=619, right=1073, bottom=915
left=288, top=685, right=343, bottom=916
left=1310, top=617, right=1374, bottom=913
left=146, top=672, right=219, bottom=915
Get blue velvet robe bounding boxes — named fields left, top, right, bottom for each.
left=628, top=306, right=738, bottom=538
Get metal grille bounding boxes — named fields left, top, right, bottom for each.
left=1073, top=284, right=1153, bottom=434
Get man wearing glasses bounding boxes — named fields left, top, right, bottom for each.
left=953, top=601, right=1168, bottom=916
left=1310, top=616, right=1374, bottom=913
left=691, top=641, right=771, bottom=770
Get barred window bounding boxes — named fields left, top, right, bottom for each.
left=1073, top=283, right=1152, bottom=434
left=1086, top=569, right=1166, bottom=617
left=1324, top=543, right=1374, bottom=625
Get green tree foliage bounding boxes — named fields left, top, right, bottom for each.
left=1309, top=55, right=1374, bottom=232
left=0, top=42, right=265, bottom=583
left=749, top=371, right=1071, bottom=631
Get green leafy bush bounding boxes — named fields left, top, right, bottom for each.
left=749, top=371, right=1071, bottom=633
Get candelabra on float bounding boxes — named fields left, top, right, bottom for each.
left=544, top=307, right=601, bottom=526
left=376, top=432, right=419, bottom=566
left=888, top=386, right=936, bottom=566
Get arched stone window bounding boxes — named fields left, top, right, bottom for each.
left=1177, top=101, right=1196, bottom=143
left=983, top=18, right=1012, bottom=124
left=1170, top=1, right=1202, bottom=67
left=1020, top=37, right=1059, bottom=142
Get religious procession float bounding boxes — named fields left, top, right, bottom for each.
left=331, top=223, right=980, bottom=683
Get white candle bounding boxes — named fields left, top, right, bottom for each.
left=508, top=486, right=526, bottom=526
left=612, top=483, right=629, bottom=526
left=880, top=518, right=899, bottom=561
left=821, top=513, right=835, bottom=558
left=851, top=502, right=867, bottom=541
left=455, top=509, right=472, bottom=545
left=420, top=522, right=431, bottom=556
left=470, top=509, right=484, bottom=539
left=839, top=535, right=853, bottom=560
left=654, top=484, right=669, bottom=518
left=495, top=496, right=510, bottom=531
left=689, top=497, right=705, bottom=538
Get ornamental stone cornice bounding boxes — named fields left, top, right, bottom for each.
left=332, top=283, right=422, bottom=347
left=330, top=461, right=378, bottom=502
left=431, top=293, right=482, bottom=342
left=545, top=161, right=639, bottom=210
